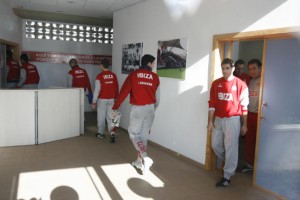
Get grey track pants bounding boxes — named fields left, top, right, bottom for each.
left=128, top=104, right=155, bottom=158
left=97, top=99, right=114, bottom=134
left=212, top=116, right=241, bottom=180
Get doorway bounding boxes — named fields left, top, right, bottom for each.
left=205, top=27, right=300, bottom=199
left=0, top=39, right=19, bottom=89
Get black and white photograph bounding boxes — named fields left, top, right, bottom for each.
left=122, top=42, right=143, bottom=74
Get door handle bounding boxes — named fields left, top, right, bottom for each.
left=261, top=102, right=267, bottom=119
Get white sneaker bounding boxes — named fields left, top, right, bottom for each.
left=131, top=158, right=143, bottom=170
left=142, top=157, right=153, bottom=175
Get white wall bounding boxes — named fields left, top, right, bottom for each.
left=112, top=0, right=300, bottom=164
left=22, top=20, right=112, bottom=111
left=0, top=1, right=22, bottom=44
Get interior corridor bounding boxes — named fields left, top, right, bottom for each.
left=0, top=112, right=280, bottom=200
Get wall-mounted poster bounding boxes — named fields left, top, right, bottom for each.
left=157, top=38, right=187, bottom=80
left=122, top=43, right=143, bottom=74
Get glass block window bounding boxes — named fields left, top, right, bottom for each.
left=25, top=20, right=113, bottom=44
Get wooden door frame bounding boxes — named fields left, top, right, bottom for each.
left=205, top=26, right=300, bottom=171
left=0, top=39, right=19, bottom=61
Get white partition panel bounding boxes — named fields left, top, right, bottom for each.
left=0, top=90, right=36, bottom=147
left=79, top=88, right=84, bottom=134
left=38, top=89, right=81, bottom=143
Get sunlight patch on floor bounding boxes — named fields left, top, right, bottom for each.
left=16, top=164, right=164, bottom=200
left=17, top=167, right=104, bottom=200
left=102, top=163, right=164, bottom=200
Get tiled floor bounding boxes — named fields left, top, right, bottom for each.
left=0, top=112, right=280, bottom=200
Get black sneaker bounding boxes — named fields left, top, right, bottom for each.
left=96, top=133, right=105, bottom=139
left=242, top=165, right=253, bottom=173
left=216, top=177, right=231, bottom=188
left=110, top=134, right=116, bottom=143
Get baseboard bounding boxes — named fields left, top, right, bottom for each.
left=148, top=140, right=205, bottom=169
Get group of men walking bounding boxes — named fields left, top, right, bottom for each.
left=6, top=48, right=262, bottom=183
left=6, top=49, right=160, bottom=175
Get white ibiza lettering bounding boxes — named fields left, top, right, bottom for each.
left=103, top=74, right=113, bottom=79
left=75, top=70, right=84, bottom=74
left=138, top=81, right=152, bottom=86
left=218, top=92, right=233, bottom=101
left=137, top=73, right=153, bottom=80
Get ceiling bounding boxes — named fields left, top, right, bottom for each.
left=3, top=0, right=147, bottom=26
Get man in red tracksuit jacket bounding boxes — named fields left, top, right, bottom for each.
left=6, top=49, right=20, bottom=88
left=68, top=58, right=93, bottom=104
left=92, top=58, right=119, bottom=142
left=242, top=59, right=262, bottom=173
left=112, top=54, right=160, bottom=175
left=207, top=58, right=249, bottom=188
left=233, top=59, right=251, bottom=85
left=17, top=53, right=40, bottom=89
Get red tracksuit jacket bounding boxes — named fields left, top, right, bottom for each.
left=6, top=58, right=20, bottom=82
left=208, top=76, right=248, bottom=118
left=112, top=68, right=160, bottom=110
left=69, top=66, right=92, bottom=93
left=96, top=71, right=119, bottom=99
left=22, top=63, right=40, bottom=85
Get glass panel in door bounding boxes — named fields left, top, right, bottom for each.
left=255, top=37, right=300, bottom=200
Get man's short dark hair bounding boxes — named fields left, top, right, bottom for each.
left=69, top=58, right=77, bottom=66
left=6, top=49, right=13, bottom=58
left=100, top=58, right=110, bottom=69
left=248, top=59, right=262, bottom=68
left=20, top=53, right=29, bottom=62
left=221, top=58, right=234, bottom=67
left=234, top=59, right=245, bottom=67
left=141, top=54, right=155, bottom=67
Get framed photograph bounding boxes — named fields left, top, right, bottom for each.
left=122, top=43, right=143, bottom=74
left=157, top=38, right=187, bottom=80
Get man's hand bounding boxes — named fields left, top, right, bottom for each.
left=207, top=121, right=215, bottom=134
left=92, top=103, right=96, bottom=109
left=240, top=124, right=248, bottom=136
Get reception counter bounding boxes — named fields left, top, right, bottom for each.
left=0, top=88, right=84, bottom=147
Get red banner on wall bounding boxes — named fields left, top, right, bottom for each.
left=22, top=51, right=112, bottom=65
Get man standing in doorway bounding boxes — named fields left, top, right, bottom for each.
left=233, top=59, right=251, bottom=85
left=17, top=53, right=40, bottom=89
left=242, top=59, right=262, bottom=172
left=112, top=54, right=160, bottom=175
left=207, top=58, right=249, bottom=188
left=68, top=58, right=93, bottom=104
left=6, top=48, right=20, bottom=88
